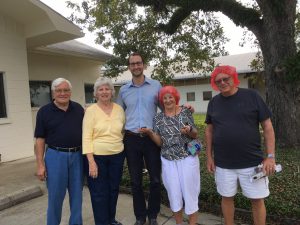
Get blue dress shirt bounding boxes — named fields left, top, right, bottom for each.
left=116, top=76, right=162, bottom=132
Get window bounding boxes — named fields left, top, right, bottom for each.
left=0, top=73, right=7, bottom=118
left=29, top=81, right=51, bottom=107
left=203, top=91, right=212, bottom=101
left=186, top=92, right=195, bottom=101
left=84, top=84, right=96, bottom=104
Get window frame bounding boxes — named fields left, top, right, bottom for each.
left=0, top=72, right=11, bottom=124
left=186, top=92, right=196, bottom=102
left=84, top=83, right=96, bottom=104
left=203, top=91, right=212, bottom=101
left=29, top=80, right=52, bottom=108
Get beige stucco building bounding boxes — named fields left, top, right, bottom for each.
left=0, top=0, right=111, bottom=162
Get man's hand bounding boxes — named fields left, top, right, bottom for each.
left=183, top=103, right=195, bottom=113
left=139, top=127, right=153, bottom=135
left=262, top=158, right=276, bottom=176
left=36, top=164, right=47, bottom=181
left=206, top=157, right=216, bottom=174
left=35, top=138, right=46, bottom=181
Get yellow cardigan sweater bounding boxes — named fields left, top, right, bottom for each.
left=82, top=103, right=125, bottom=155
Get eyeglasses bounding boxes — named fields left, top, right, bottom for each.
left=215, top=76, right=231, bottom=85
left=129, top=61, right=143, bottom=67
left=54, top=89, right=71, bottom=94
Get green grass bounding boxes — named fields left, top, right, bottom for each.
left=193, top=113, right=206, bottom=126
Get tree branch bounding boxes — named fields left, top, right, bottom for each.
left=130, top=0, right=263, bottom=34
left=158, top=8, right=192, bottom=34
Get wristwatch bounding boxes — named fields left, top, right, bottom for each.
left=267, top=153, right=275, bottom=159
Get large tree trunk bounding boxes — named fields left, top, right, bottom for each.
left=262, top=51, right=300, bottom=148
left=254, top=1, right=300, bottom=147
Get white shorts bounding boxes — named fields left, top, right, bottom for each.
left=215, top=166, right=269, bottom=199
left=161, top=155, right=200, bottom=215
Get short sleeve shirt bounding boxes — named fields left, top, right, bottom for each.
left=205, top=88, right=271, bottom=169
left=34, top=101, right=84, bottom=147
left=154, top=107, right=196, bottom=161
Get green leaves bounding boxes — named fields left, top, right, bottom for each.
left=68, top=0, right=227, bottom=81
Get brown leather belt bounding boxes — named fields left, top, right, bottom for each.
left=48, top=145, right=81, bottom=152
left=125, top=130, right=148, bottom=138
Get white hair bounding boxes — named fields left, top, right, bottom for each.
left=94, top=77, right=115, bottom=97
left=51, top=78, right=72, bottom=91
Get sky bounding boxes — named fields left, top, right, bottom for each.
left=40, top=0, right=256, bottom=55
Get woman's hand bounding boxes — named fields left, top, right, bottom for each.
left=88, top=160, right=98, bottom=179
left=180, top=125, right=192, bottom=135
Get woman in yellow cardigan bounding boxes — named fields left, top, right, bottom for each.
left=82, top=77, right=125, bottom=225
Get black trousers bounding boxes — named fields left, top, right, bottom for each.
left=124, top=133, right=161, bottom=221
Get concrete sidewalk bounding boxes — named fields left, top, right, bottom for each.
left=0, top=157, right=226, bottom=225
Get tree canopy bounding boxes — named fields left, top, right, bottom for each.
left=68, top=0, right=300, bottom=147
left=67, top=0, right=228, bottom=83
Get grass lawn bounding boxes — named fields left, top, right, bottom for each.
left=193, top=113, right=206, bottom=126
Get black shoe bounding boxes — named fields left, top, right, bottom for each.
left=149, top=219, right=158, bottom=225
left=111, top=220, right=123, bottom=225
left=134, top=220, right=146, bottom=225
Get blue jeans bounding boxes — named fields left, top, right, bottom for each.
left=45, top=148, right=83, bottom=225
left=124, top=134, right=161, bottom=221
left=84, top=151, right=125, bottom=225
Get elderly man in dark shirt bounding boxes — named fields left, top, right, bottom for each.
left=35, top=78, right=84, bottom=225
left=205, top=66, right=276, bottom=225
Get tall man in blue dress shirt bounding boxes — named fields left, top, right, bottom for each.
left=117, top=52, right=162, bottom=225
left=35, top=78, right=84, bottom=225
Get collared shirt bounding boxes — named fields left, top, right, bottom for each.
left=34, top=100, right=84, bottom=147
left=116, top=76, right=161, bottom=132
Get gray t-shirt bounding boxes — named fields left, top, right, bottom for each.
left=154, top=107, right=196, bottom=161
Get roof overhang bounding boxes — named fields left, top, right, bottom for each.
left=31, top=40, right=113, bottom=62
left=0, top=0, right=84, bottom=48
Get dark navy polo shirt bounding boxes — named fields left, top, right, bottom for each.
left=34, top=100, right=84, bottom=148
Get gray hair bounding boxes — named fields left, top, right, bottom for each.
left=94, top=77, right=115, bottom=97
left=51, top=78, right=72, bottom=91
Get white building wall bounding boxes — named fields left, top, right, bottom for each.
left=28, top=53, right=103, bottom=105
left=176, top=76, right=249, bottom=113
left=28, top=52, right=104, bottom=132
left=0, top=15, right=34, bottom=162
